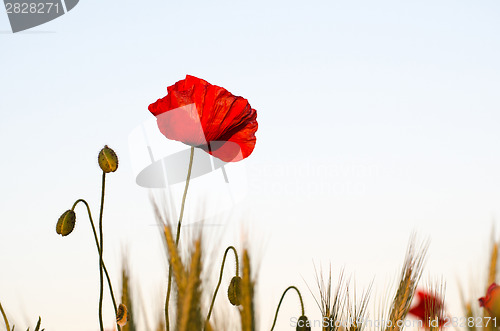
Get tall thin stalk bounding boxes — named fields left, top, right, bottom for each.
left=98, top=172, right=107, bottom=331
left=71, top=199, right=119, bottom=316
left=165, top=146, right=195, bottom=331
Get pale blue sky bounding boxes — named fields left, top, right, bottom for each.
left=1, top=0, right=500, bottom=330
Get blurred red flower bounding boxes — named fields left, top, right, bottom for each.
left=409, top=290, right=446, bottom=328
left=148, top=75, right=258, bottom=162
left=479, top=283, right=500, bottom=319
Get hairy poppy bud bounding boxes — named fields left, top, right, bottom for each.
left=228, top=276, right=242, bottom=306
left=56, top=210, right=76, bottom=236
left=479, top=283, right=500, bottom=319
left=98, top=145, right=118, bottom=173
left=116, top=303, right=128, bottom=327
left=296, top=315, right=311, bottom=331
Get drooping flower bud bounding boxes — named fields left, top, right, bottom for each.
left=296, top=315, right=311, bottom=331
left=98, top=145, right=118, bottom=173
left=116, top=303, right=128, bottom=327
left=56, top=210, right=76, bottom=236
left=228, top=276, right=242, bottom=306
left=479, top=283, right=500, bottom=319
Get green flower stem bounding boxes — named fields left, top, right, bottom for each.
left=0, top=301, right=11, bottom=331
left=98, top=172, right=106, bottom=331
left=270, top=286, right=306, bottom=331
left=71, top=199, right=119, bottom=316
left=165, top=146, right=195, bottom=331
left=205, top=246, right=240, bottom=328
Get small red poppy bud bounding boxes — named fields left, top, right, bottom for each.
left=228, top=276, right=242, bottom=306
left=116, top=303, right=128, bottom=327
left=296, top=315, right=311, bottom=331
left=479, top=283, right=500, bottom=319
left=98, top=145, right=118, bottom=173
left=56, top=210, right=76, bottom=236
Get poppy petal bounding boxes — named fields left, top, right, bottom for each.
left=148, top=75, right=258, bottom=162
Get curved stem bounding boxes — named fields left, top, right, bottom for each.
left=165, top=146, right=195, bottom=331
left=72, top=199, right=119, bottom=315
left=205, top=246, right=240, bottom=328
left=0, top=301, right=11, bottom=331
left=98, top=172, right=106, bottom=331
left=270, top=286, right=306, bottom=331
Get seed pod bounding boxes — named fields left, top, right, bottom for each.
left=296, top=315, right=311, bottom=331
left=116, top=303, right=128, bottom=327
left=98, top=145, right=118, bottom=173
left=56, top=210, right=76, bottom=236
left=228, top=276, right=242, bottom=306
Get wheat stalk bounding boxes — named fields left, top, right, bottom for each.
left=239, top=249, right=255, bottom=331
left=176, top=238, right=203, bottom=331
left=384, top=237, right=428, bottom=331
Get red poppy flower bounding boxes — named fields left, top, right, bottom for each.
left=148, top=75, right=258, bottom=162
left=409, top=290, right=446, bottom=327
left=479, top=283, right=500, bottom=319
